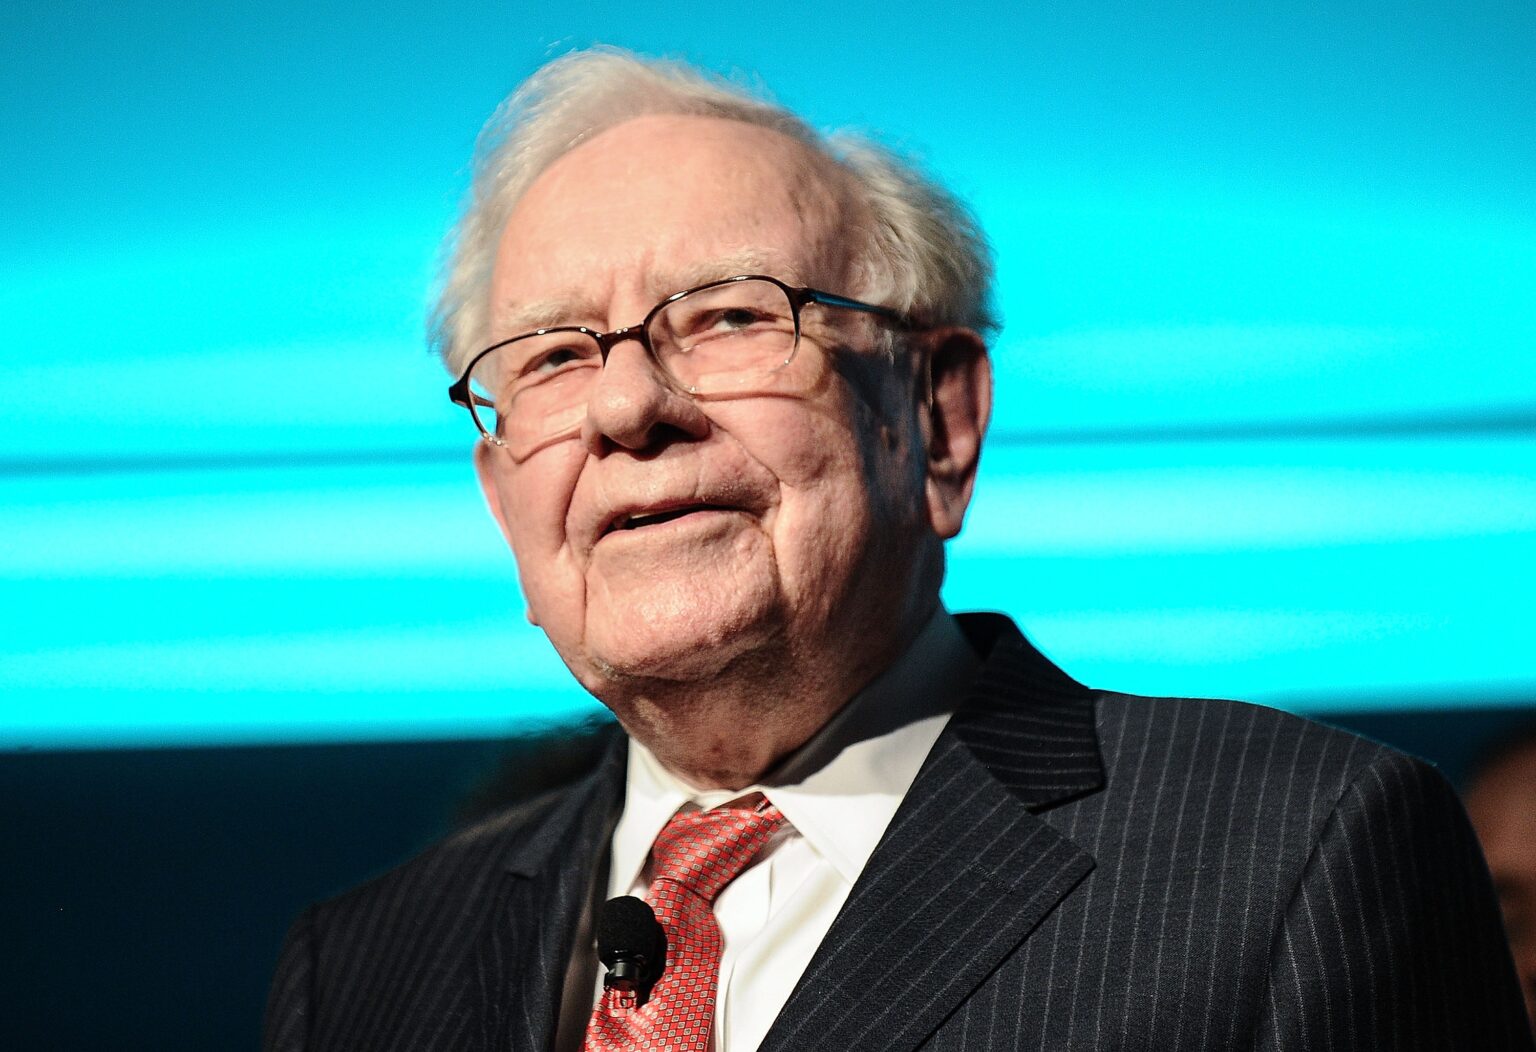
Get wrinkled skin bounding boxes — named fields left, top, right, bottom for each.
left=475, top=114, right=991, bottom=788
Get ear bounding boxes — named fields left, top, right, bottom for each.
left=918, top=327, right=992, bottom=540
left=473, top=441, right=542, bottom=626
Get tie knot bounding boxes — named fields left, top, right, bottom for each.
left=648, top=802, right=785, bottom=903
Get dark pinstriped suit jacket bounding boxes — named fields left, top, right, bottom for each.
left=265, top=614, right=1534, bottom=1050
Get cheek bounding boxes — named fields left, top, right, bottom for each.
left=495, top=446, right=587, bottom=614
left=498, top=446, right=582, bottom=549
left=757, top=413, right=883, bottom=592
left=747, top=361, right=925, bottom=553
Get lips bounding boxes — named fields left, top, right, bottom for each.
left=598, top=502, right=736, bottom=538
left=579, top=468, right=770, bottom=550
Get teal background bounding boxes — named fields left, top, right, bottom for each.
left=3, top=1, right=1534, bottom=748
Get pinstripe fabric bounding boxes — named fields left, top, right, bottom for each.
left=264, top=614, right=1532, bottom=1050
left=264, top=735, right=626, bottom=1052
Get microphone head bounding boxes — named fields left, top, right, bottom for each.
left=596, top=895, right=666, bottom=987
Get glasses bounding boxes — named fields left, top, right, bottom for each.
left=448, top=275, right=908, bottom=455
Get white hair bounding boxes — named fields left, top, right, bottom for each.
left=429, top=48, right=997, bottom=375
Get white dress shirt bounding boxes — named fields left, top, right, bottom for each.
left=570, top=608, right=980, bottom=1051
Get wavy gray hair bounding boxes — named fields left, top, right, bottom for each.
left=429, top=48, right=996, bottom=375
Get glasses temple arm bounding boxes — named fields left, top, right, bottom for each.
left=447, top=376, right=496, bottom=410
left=805, top=290, right=914, bottom=329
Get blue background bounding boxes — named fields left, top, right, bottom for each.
left=3, top=0, right=1534, bottom=748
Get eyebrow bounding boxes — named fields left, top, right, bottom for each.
left=497, top=294, right=602, bottom=336
left=660, top=251, right=777, bottom=295
left=494, top=251, right=781, bottom=335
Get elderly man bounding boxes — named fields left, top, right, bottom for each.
left=265, top=51, right=1532, bottom=1051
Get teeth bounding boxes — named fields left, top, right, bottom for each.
left=620, top=507, right=705, bottom=530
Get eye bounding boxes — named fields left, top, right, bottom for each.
left=531, top=345, right=587, bottom=372
left=711, top=307, right=772, bottom=331
left=654, top=279, right=795, bottom=353
left=512, top=333, right=600, bottom=379
left=679, top=306, right=776, bottom=342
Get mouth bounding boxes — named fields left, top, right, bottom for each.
left=601, top=503, right=734, bottom=537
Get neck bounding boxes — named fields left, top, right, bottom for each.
left=617, top=694, right=832, bottom=791
left=600, top=605, right=937, bottom=791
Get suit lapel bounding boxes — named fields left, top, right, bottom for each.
left=759, top=615, right=1104, bottom=1052
left=478, top=729, right=627, bottom=1052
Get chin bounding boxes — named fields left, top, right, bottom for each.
left=577, top=581, right=782, bottom=686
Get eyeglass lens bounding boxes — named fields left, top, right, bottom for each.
left=466, top=278, right=800, bottom=453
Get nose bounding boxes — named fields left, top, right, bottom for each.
left=581, top=336, right=710, bottom=453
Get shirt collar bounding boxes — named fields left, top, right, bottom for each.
left=608, top=607, right=981, bottom=893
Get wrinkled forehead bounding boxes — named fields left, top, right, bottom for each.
left=490, top=114, right=861, bottom=326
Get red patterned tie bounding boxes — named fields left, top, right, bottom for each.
left=584, top=802, right=786, bottom=1052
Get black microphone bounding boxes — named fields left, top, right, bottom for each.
left=596, top=895, right=666, bottom=1003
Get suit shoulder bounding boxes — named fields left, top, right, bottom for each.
left=307, top=782, right=579, bottom=939
left=1088, top=691, right=1427, bottom=815
left=309, top=725, right=624, bottom=929
left=265, top=733, right=624, bottom=1045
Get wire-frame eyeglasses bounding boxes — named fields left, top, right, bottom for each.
left=447, top=274, right=910, bottom=456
